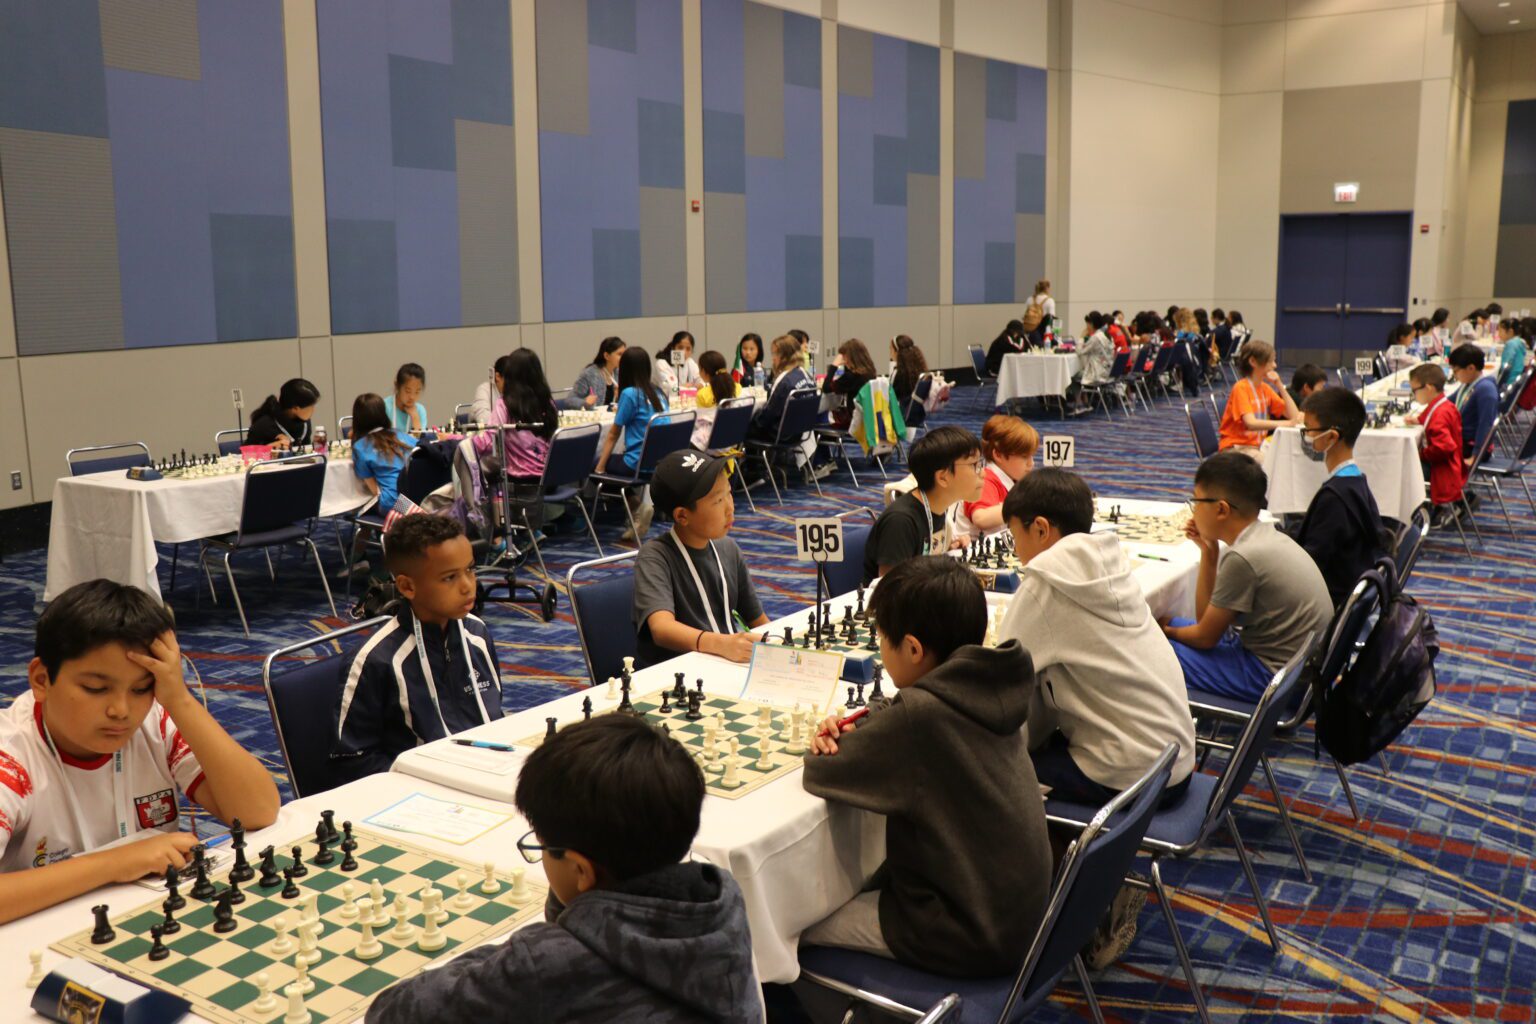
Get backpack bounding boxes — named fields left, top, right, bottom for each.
left=1314, top=577, right=1438, bottom=766
left=1020, top=301, right=1044, bottom=333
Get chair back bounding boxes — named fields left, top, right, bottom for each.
left=1151, top=344, right=1176, bottom=376
left=1393, top=501, right=1431, bottom=584
left=1316, top=572, right=1386, bottom=688
left=1132, top=342, right=1156, bottom=373
left=772, top=387, right=822, bottom=445
left=1504, top=403, right=1536, bottom=463
left=1185, top=402, right=1219, bottom=459
left=66, top=442, right=151, bottom=476
left=634, top=410, right=698, bottom=475
left=541, top=423, right=603, bottom=490
left=567, top=552, right=639, bottom=685
left=915, top=995, right=962, bottom=1024
left=821, top=508, right=877, bottom=595
left=968, top=344, right=989, bottom=380
left=455, top=402, right=475, bottom=426
left=1373, top=353, right=1390, bottom=381
left=339, top=415, right=353, bottom=440
left=902, top=375, right=933, bottom=429
left=998, top=745, right=1178, bottom=1021
left=1108, top=351, right=1133, bottom=380
left=261, top=616, right=391, bottom=798
left=215, top=429, right=248, bottom=456
left=238, top=454, right=327, bottom=538
left=705, top=396, right=756, bottom=453
left=1466, top=410, right=1502, bottom=474
left=398, top=445, right=453, bottom=504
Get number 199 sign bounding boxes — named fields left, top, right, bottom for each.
left=795, top=518, right=844, bottom=563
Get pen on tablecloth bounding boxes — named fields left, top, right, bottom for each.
left=732, top=609, right=750, bottom=634
left=205, top=831, right=233, bottom=848
left=1136, top=553, right=1170, bottom=563
left=819, top=706, right=871, bottom=737
left=451, top=739, right=516, bottom=752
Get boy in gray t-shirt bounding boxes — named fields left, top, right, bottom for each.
left=1162, top=452, right=1333, bottom=701
left=632, top=451, right=768, bottom=669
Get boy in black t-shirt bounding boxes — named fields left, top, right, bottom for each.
left=862, top=427, right=984, bottom=583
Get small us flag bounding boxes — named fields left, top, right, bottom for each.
left=382, top=493, right=424, bottom=535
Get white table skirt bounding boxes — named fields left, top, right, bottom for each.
left=44, top=459, right=372, bottom=601
left=994, top=353, right=1080, bottom=404
left=1263, top=426, right=1426, bottom=520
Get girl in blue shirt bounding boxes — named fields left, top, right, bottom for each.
left=383, top=363, right=428, bottom=434
left=350, top=392, right=418, bottom=511
left=596, top=347, right=669, bottom=542
left=1495, top=320, right=1528, bottom=388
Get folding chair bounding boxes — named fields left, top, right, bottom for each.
left=1456, top=410, right=1504, bottom=544
left=1388, top=500, right=1432, bottom=586
left=1125, top=343, right=1158, bottom=409
left=1146, top=344, right=1178, bottom=401
left=338, top=415, right=354, bottom=440
left=589, top=411, right=696, bottom=542
left=262, top=616, right=391, bottom=798
left=966, top=344, right=997, bottom=415
left=1080, top=352, right=1134, bottom=420
left=197, top=453, right=337, bottom=636
left=802, top=745, right=1178, bottom=1024
left=1185, top=402, right=1219, bottom=459
left=215, top=429, right=248, bottom=456
left=1474, top=408, right=1536, bottom=519
left=819, top=508, right=877, bottom=597
left=703, top=396, right=758, bottom=513
left=65, top=442, right=151, bottom=476
left=566, top=551, right=638, bottom=686
left=517, top=422, right=605, bottom=559
left=1046, top=641, right=1316, bottom=1024
left=454, top=402, right=475, bottom=427
left=746, top=388, right=824, bottom=504
left=815, top=416, right=893, bottom=490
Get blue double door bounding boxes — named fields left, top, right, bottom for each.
left=1276, top=213, right=1411, bottom=363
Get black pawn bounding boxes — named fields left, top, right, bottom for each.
left=226, top=874, right=245, bottom=905
left=89, top=904, right=115, bottom=945
left=340, top=820, right=357, bottom=853
left=545, top=716, right=558, bottom=739
left=847, top=685, right=857, bottom=708
left=212, top=890, right=237, bottom=933
left=854, top=682, right=866, bottom=708
left=257, top=846, right=282, bottom=888
left=870, top=668, right=885, bottom=703
left=162, top=866, right=185, bottom=911
left=189, top=851, right=215, bottom=901
left=160, top=899, right=181, bottom=935
left=340, top=845, right=358, bottom=872
left=312, top=835, right=335, bottom=868
left=147, top=925, right=169, bottom=962
left=658, top=691, right=672, bottom=714
left=280, top=866, right=301, bottom=900
left=582, top=697, right=593, bottom=721
left=685, top=691, right=702, bottom=721
left=288, top=846, right=308, bottom=877
left=695, top=678, right=705, bottom=699
left=783, top=626, right=793, bottom=645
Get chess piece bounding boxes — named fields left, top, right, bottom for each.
left=508, top=867, right=531, bottom=905
left=853, top=682, right=866, bottom=708
left=226, top=873, right=245, bottom=905
left=453, top=871, right=475, bottom=911
left=786, top=710, right=805, bottom=755
left=370, top=880, right=390, bottom=926
left=283, top=982, right=312, bottom=1024
left=695, top=678, right=705, bottom=699
left=847, top=685, right=856, bottom=709
left=582, top=696, right=593, bottom=720
left=189, top=847, right=216, bottom=900
left=252, top=972, right=278, bottom=1014
left=481, top=861, right=501, bottom=895
left=869, top=667, right=885, bottom=704
left=685, top=690, right=702, bottom=721
left=617, top=675, right=636, bottom=715
left=389, top=894, right=416, bottom=942
left=312, top=826, right=335, bottom=867
left=755, top=730, right=773, bottom=770
left=147, top=925, right=169, bottom=961
left=228, top=841, right=253, bottom=884
left=298, top=916, right=321, bottom=965
left=422, top=886, right=447, bottom=924
left=288, top=846, right=308, bottom=877
left=291, top=952, right=314, bottom=994
left=338, top=883, right=357, bottom=920
left=720, top=739, right=742, bottom=789
left=340, top=820, right=356, bottom=852
left=606, top=676, right=617, bottom=700
left=280, top=866, right=301, bottom=900
left=270, top=915, right=294, bottom=956
left=163, top=865, right=185, bottom=910
left=855, top=586, right=866, bottom=619
left=301, top=893, right=320, bottom=931
left=621, top=656, right=635, bottom=683
left=89, top=904, right=115, bottom=945
left=321, top=809, right=340, bottom=844
left=340, top=844, right=358, bottom=872
left=757, top=705, right=772, bottom=732
left=25, top=951, right=44, bottom=989
left=783, top=626, right=793, bottom=646
left=258, top=846, right=282, bottom=888
left=418, top=905, right=446, bottom=951
left=672, top=672, right=687, bottom=703
left=545, top=716, right=558, bottom=739
left=659, top=690, right=672, bottom=714
left=213, top=889, right=238, bottom=932
left=354, top=916, right=383, bottom=960
left=701, top=725, right=721, bottom=773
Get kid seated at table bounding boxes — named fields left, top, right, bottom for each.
left=862, top=426, right=984, bottom=582
left=633, top=451, right=769, bottom=668
left=330, top=515, right=502, bottom=785
left=1410, top=362, right=1465, bottom=525
left=0, top=580, right=279, bottom=923
left=1218, top=339, right=1301, bottom=459
left=369, top=715, right=762, bottom=1024
left=1162, top=452, right=1333, bottom=701
left=956, top=414, right=1038, bottom=539
left=800, top=557, right=1051, bottom=977
left=1290, top=364, right=1327, bottom=401
left=1287, top=388, right=1390, bottom=607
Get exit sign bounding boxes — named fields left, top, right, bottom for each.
left=1334, top=182, right=1359, bottom=204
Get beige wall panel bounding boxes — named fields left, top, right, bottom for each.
left=836, top=0, right=942, bottom=44
left=1108, top=0, right=1221, bottom=22
left=1481, top=30, right=1536, bottom=101
left=0, top=360, right=32, bottom=508
left=1460, top=99, right=1507, bottom=303
left=833, top=307, right=943, bottom=359
left=1279, top=82, right=1421, bottom=213
left=1067, top=74, right=1219, bottom=308
left=512, top=0, right=544, bottom=324
left=952, top=0, right=1049, bottom=66
left=1221, top=21, right=1284, bottom=94
left=952, top=304, right=1025, bottom=356
left=1285, top=0, right=1430, bottom=16
left=1216, top=92, right=1282, bottom=303
left=696, top=313, right=831, bottom=355
left=751, top=0, right=821, bottom=15
left=297, top=336, right=338, bottom=435
left=331, top=326, right=521, bottom=423
left=1233, top=299, right=1276, bottom=344
left=1418, top=2, right=1454, bottom=80
left=1071, top=0, right=1221, bottom=94
left=1223, top=0, right=1284, bottom=23
left=0, top=160, right=14, bottom=359
left=1410, top=79, right=1449, bottom=316
left=20, top=339, right=303, bottom=495
left=283, top=0, right=331, bottom=340
left=541, top=317, right=693, bottom=395
left=1282, top=7, right=1426, bottom=90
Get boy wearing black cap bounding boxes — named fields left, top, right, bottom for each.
left=633, top=451, right=770, bottom=667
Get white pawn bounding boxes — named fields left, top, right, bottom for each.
left=283, top=982, right=312, bottom=1024
left=389, top=894, right=415, bottom=942
left=605, top=677, right=617, bottom=701
left=453, top=871, right=475, bottom=911
left=755, top=729, right=774, bottom=770
left=480, top=861, right=500, bottom=895
left=338, top=882, right=357, bottom=921
left=354, top=916, right=382, bottom=960
left=370, top=880, right=390, bottom=926
left=721, top=738, right=742, bottom=789
left=252, top=972, right=278, bottom=1013
left=25, top=950, right=44, bottom=989
left=269, top=915, right=294, bottom=956
left=508, top=867, right=531, bottom=905
left=417, top=905, right=446, bottom=952
left=291, top=952, right=314, bottom=994
left=702, top=728, right=722, bottom=773
left=786, top=711, right=805, bottom=755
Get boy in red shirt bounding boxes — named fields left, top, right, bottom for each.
left=1409, top=363, right=1464, bottom=526
left=958, top=415, right=1038, bottom=539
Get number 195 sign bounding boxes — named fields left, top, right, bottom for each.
left=795, top=518, right=844, bottom=563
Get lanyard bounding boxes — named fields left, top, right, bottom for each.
left=410, top=610, right=490, bottom=735
left=40, top=718, right=129, bottom=846
left=914, top=488, right=941, bottom=556
left=670, top=530, right=732, bottom=635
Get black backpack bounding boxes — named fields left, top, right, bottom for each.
left=1314, top=565, right=1438, bottom=766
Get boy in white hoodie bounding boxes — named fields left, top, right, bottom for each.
left=998, top=469, right=1197, bottom=805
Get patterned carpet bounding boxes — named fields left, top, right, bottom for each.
left=1, top=382, right=1532, bottom=1023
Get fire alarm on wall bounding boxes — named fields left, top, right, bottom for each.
left=1420, top=224, right=1430, bottom=234
left=691, top=199, right=700, bottom=212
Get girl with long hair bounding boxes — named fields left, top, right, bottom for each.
left=384, top=363, right=428, bottom=433
left=566, top=336, right=626, bottom=409
left=597, top=347, right=670, bottom=541
left=823, top=338, right=878, bottom=430
left=247, top=378, right=320, bottom=449
left=655, top=331, right=700, bottom=391
left=350, top=392, right=418, bottom=510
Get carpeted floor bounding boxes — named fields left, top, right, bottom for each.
left=2, top=383, right=1532, bottom=1023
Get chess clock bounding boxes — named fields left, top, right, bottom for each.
left=31, top=960, right=188, bottom=1024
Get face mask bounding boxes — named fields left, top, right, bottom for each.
left=1301, top=432, right=1335, bottom=463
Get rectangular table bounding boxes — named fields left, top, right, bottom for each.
left=45, top=459, right=372, bottom=601
left=1263, top=425, right=1426, bottom=521
left=994, top=352, right=1080, bottom=404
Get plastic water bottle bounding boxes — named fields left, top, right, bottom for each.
left=755, top=366, right=765, bottom=389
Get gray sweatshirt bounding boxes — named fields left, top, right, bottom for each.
left=366, top=862, right=762, bottom=1023
left=801, top=641, right=1052, bottom=978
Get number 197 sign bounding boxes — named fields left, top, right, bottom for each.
left=1041, top=435, right=1075, bottom=468
left=795, top=518, right=844, bottom=563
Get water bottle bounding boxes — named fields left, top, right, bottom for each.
left=755, top=366, right=765, bottom=389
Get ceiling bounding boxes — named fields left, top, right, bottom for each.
left=1459, top=0, right=1536, bottom=34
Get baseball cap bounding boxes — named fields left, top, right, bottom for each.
left=649, top=450, right=727, bottom=521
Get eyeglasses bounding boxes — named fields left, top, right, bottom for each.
left=516, top=829, right=565, bottom=864
left=1298, top=426, right=1334, bottom=437
left=956, top=457, right=985, bottom=473
left=1185, top=496, right=1223, bottom=511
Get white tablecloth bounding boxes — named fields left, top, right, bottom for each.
left=44, top=459, right=372, bottom=601
left=1263, top=426, right=1426, bottom=520
left=994, top=352, right=1080, bottom=404
left=3, top=775, right=542, bottom=1023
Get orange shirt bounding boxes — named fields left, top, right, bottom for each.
left=1219, top=378, right=1287, bottom=449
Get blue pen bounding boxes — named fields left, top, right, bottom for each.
left=452, top=739, right=515, bottom=752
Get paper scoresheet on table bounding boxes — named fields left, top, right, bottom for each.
left=741, top=643, right=844, bottom=712
left=363, top=792, right=514, bottom=845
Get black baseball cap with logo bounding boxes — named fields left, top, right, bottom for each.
left=649, top=450, right=727, bottom=521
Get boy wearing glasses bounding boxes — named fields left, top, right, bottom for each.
left=370, top=715, right=762, bottom=1023
left=1410, top=362, right=1465, bottom=525
left=863, top=426, right=984, bottom=582
left=1161, top=452, right=1332, bottom=701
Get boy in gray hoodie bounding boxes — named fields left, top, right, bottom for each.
left=800, top=557, right=1051, bottom=979
left=368, top=715, right=762, bottom=1024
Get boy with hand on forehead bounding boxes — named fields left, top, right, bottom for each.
left=330, top=515, right=503, bottom=785
left=633, top=450, right=770, bottom=668
left=0, top=580, right=279, bottom=924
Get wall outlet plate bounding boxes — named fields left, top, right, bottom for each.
left=9, top=471, right=22, bottom=490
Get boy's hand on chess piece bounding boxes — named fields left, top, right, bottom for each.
left=107, top=831, right=201, bottom=884
left=707, top=631, right=760, bottom=663
left=809, top=715, right=855, bottom=756
left=125, top=632, right=196, bottom=715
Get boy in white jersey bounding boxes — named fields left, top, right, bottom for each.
left=0, top=580, right=280, bottom=923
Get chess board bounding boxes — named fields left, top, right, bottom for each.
left=520, top=690, right=809, bottom=800
left=1095, top=510, right=1190, bottom=546
left=51, top=828, right=546, bottom=1024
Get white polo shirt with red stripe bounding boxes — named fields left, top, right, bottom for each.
left=0, top=692, right=205, bottom=873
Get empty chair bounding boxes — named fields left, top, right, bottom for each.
left=1185, top=402, right=1219, bottom=459
left=215, top=429, right=248, bottom=456
left=66, top=442, right=151, bottom=476
left=589, top=410, right=697, bottom=541
left=567, top=551, right=639, bottom=686
left=703, top=396, right=758, bottom=513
